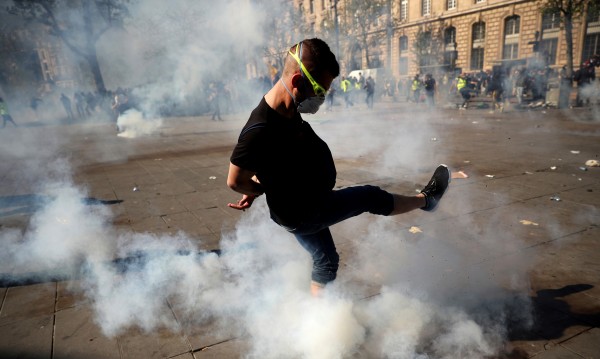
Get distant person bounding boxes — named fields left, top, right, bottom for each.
left=424, top=73, right=436, bottom=108
left=364, top=76, right=375, bottom=109
left=74, top=92, right=86, bottom=118
left=111, top=90, right=129, bottom=120
left=411, top=74, right=422, bottom=103
left=514, top=69, right=526, bottom=104
left=209, top=82, right=223, bottom=121
left=30, top=96, right=43, bottom=121
left=0, top=97, right=18, bottom=128
left=457, top=73, right=471, bottom=109
left=226, top=38, right=451, bottom=296
left=341, top=76, right=353, bottom=108
left=326, top=84, right=335, bottom=111
left=60, top=93, right=74, bottom=121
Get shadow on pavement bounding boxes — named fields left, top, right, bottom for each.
left=0, top=194, right=123, bottom=218
left=509, top=284, right=598, bottom=341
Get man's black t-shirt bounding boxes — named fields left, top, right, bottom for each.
left=230, top=98, right=336, bottom=227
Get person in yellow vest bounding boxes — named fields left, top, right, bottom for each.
left=457, top=73, right=471, bottom=109
left=0, top=97, right=17, bottom=128
left=340, top=76, right=353, bottom=108
left=411, top=74, right=422, bottom=103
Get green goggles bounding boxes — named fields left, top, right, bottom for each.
left=288, top=42, right=327, bottom=97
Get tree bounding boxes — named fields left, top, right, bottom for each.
left=8, top=0, right=131, bottom=93
left=344, top=0, right=386, bottom=69
left=538, top=0, right=596, bottom=80
left=412, top=25, right=443, bottom=73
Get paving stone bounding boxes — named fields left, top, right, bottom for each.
left=117, top=326, right=191, bottom=359
left=0, top=315, right=53, bottom=359
left=561, top=327, right=600, bottom=359
left=54, top=306, right=120, bottom=358
left=0, top=283, right=56, bottom=325
left=530, top=344, right=584, bottom=358
left=193, top=338, right=251, bottom=358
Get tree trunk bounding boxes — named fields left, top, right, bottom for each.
left=87, top=48, right=106, bottom=94
left=559, top=7, right=574, bottom=109
left=564, top=12, right=574, bottom=80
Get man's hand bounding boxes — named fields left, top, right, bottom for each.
left=227, top=194, right=257, bottom=211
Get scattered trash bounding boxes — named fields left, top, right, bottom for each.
left=524, top=171, right=533, bottom=175
left=132, top=186, right=139, bottom=192
left=430, top=137, right=437, bottom=141
left=209, top=176, right=217, bottom=180
left=550, top=166, right=557, bottom=170
left=154, top=158, right=162, bottom=161
left=570, top=150, right=580, bottom=154
left=472, top=121, right=479, bottom=124
left=452, top=171, right=469, bottom=179
left=585, top=159, right=600, bottom=167
left=550, top=195, right=561, bottom=201
left=579, top=167, right=588, bottom=171
left=485, top=175, right=495, bottom=178
left=520, top=220, right=539, bottom=226
left=464, top=160, right=471, bottom=164
left=409, top=226, right=422, bottom=234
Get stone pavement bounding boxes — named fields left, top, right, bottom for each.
left=0, top=101, right=599, bottom=358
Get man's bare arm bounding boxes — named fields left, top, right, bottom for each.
left=227, top=162, right=264, bottom=196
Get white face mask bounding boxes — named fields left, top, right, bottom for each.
left=280, top=79, right=325, bottom=114
left=297, top=94, right=325, bottom=114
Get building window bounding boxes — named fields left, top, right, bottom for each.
left=540, top=38, right=558, bottom=64
left=444, top=26, right=456, bottom=45
left=582, top=33, right=600, bottom=61
left=399, top=35, right=408, bottom=52
left=422, top=0, right=431, bottom=16
left=471, top=22, right=485, bottom=70
left=542, top=11, right=561, bottom=31
left=586, top=6, right=600, bottom=24
left=399, top=57, right=408, bottom=75
left=401, top=0, right=408, bottom=21
left=505, top=15, right=520, bottom=35
left=447, top=0, right=456, bottom=10
left=309, top=0, right=314, bottom=14
left=583, top=6, right=600, bottom=60
left=471, top=48, right=484, bottom=70
left=472, top=22, right=486, bottom=42
left=503, top=16, right=520, bottom=59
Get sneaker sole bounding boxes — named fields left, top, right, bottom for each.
left=427, top=164, right=451, bottom=212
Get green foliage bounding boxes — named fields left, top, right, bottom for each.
left=6, top=0, right=132, bottom=92
left=412, top=25, right=443, bottom=69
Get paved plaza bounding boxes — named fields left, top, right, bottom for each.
left=0, top=100, right=599, bottom=358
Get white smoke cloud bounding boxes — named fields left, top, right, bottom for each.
left=116, top=108, right=162, bottom=138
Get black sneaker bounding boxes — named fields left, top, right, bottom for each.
left=421, top=164, right=451, bottom=211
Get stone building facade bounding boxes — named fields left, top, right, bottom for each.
left=294, top=0, right=600, bottom=78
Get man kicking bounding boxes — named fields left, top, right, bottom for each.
left=227, top=38, right=450, bottom=296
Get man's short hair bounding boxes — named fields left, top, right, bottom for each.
left=286, top=38, right=340, bottom=80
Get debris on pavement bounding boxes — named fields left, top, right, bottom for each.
left=452, top=171, right=469, bottom=179
left=550, top=195, right=561, bottom=201
left=133, top=185, right=139, bottom=192
left=409, top=226, right=422, bottom=234
left=579, top=167, right=588, bottom=171
left=570, top=150, right=580, bottom=154
left=550, top=166, right=557, bottom=170
left=485, top=175, right=495, bottom=178
left=520, top=220, right=539, bottom=226
left=585, top=159, right=599, bottom=167
left=209, top=176, right=217, bottom=180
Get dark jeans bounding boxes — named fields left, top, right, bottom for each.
left=280, top=185, right=394, bottom=285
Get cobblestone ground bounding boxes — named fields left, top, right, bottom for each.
left=0, top=100, right=599, bottom=358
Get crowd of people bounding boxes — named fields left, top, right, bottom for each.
left=394, top=55, right=599, bottom=111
